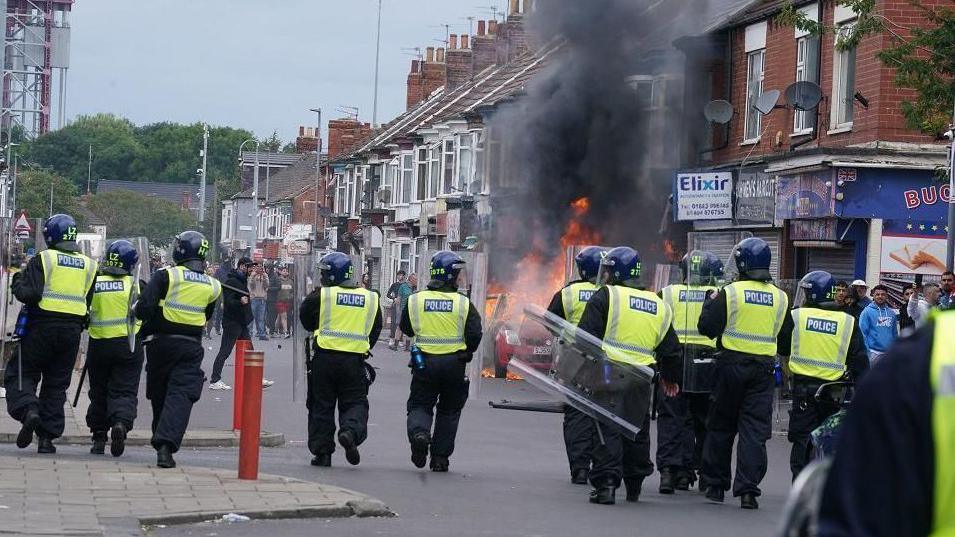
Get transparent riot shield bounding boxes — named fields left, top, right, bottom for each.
left=291, top=251, right=317, bottom=403
left=777, top=459, right=832, bottom=537
left=512, top=305, right=655, bottom=440
left=679, top=250, right=718, bottom=394
left=722, top=231, right=754, bottom=283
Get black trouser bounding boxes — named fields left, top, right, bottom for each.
left=85, top=337, right=144, bottom=433
left=563, top=406, right=594, bottom=474
left=389, top=303, right=401, bottom=339
left=588, top=411, right=653, bottom=489
left=266, top=296, right=278, bottom=333
left=701, top=356, right=775, bottom=497
left=206, top=302, right=223, bottom=337
left=4, top=320, right=82, bottom=439
left=145, top=335, right=205, bottom=452
left=307, top=352, right=370, bottom=455
left=656, top=385, right=710, bottom=473
left=210, top=320, right=251, bottom=384
left=406, top=354, right=469, bottom=459
left=788, top=379, right=839, bottom=480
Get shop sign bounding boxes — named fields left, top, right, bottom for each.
left=837, top=168, right=948, bottom=221
left=880, top=219, right=951, bottom=276
left=735, top=171, right=776, bottom=225
left=674, top=172, right=733, bottom=221
left=790, top=219, right=838, bottom=241
left=776, top=171, right=834, bottom=219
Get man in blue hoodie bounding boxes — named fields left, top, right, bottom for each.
left=858, top=285, right=897, bottom=366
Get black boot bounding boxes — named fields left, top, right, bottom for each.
left=740, top=493, right=759, bottom=510
left=16, top=409, right=40, bottom=449
left=90, top=431, right=107, bottom=455
left=337, top=430, right=360, bottom=466
left=37, top=436, right=55, bottom=454
left=310, top=453, right=331, bottom=467
left=156, top=444, right=176, bottom=468
left=410, top=432, right=430, bottom=469
left=430, top=455, right=449, bottom=472
left=589, top=486, right=616, bottom=505
left=676, top=469, right=695, bottom=491
left=659, top=467, right=676, bottom=494
left=705, top=486, right=725, bottom=503
left=110, top=424, right=127, bottom=457
left=624, top=478, right=644, bottom=502
left=571, top=468, right=590, bottom=485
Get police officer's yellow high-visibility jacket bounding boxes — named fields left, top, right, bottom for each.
left=662, top=284, right=717, bottom=348
left=38, top=249, right=97, bottom=316
left=931, top=313, right=955, bottom=535
left=315, top=286, right=379, bottom=354
left=90, top=274, right=141, bottom=339
left=560, top=281, right=599, bottom=326
left=408, top=289, right=471, bottom=355
left=788, top=307, right=853, bottom=381
left=159, top=266, right=222, bottom=327
left=722, top=280, right=789, bottom=357
left=602, top=285, right=672, bottom=367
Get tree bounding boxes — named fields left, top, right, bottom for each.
left=778, top=0, right=955, bottom=135
left=86, top=190, right=194, bottom=246
left=14, top=168, right=83, bottom=226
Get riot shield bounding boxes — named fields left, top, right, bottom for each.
left=513, top=305, right=655, bottom=440
left=679, top=250, right=718, bottom=393
left=291, top=251, right=317, bottom=403
left=777, top=458, right=832, bottom=537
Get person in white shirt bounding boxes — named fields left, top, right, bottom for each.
left=907, top=282, right=941, bottom=329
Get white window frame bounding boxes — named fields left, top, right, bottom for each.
left=441, top=138, right=456, bottom=196
left=744, top=48, right=766, bottom=143
left=830, top=21, right=857, bottom=132
left=456, top=132, right=474, bottom=193
left=793, top=36, right=816, bottom=134
left=400, top=152, right=414, bottom=205
left=415, top=147, right=428, bottom=202
left=428, top=144, right=440, bottom=200
left=474, top=130, right=487, bottom=194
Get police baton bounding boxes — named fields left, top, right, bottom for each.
left=221, top=282, right=251, bottom=297
left=72, top=360, right=88, bottom=408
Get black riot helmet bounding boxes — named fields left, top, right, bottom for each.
left=173, top=231, right=210, bottom=272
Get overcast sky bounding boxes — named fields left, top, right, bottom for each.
left=69, top=0, right=504, bottom=142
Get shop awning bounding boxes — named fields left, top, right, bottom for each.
left=766, top=152, right=947, bottom=174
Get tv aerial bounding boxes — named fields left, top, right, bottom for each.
left=704, top=100, right=734, bottom=124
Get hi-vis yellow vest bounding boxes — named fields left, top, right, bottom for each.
left=38, top=249, right=97, bottom=316
left=408, top=290, right=470, bottom=355
left=788, top=307, right=852, bottom=381
left=315, top=286, right=379, bottom=354
left=602, top=286, right=672, bottom=367
left=662, top=284, right=716, bottom=348
left=159, top=266, right=221, bottom=327
left=89, top=274, right=141, bottom=339
left=931, top=313, right=955, bottom=536
left=561, top=281, right=599, bottom=325
left=722, top=280, right=789, bottom=357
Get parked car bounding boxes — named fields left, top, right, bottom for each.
left=493, top=316, right=555, bottom=378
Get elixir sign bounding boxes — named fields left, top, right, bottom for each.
left=674, top=172, right=733, bottom=221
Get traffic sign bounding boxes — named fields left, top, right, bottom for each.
left=287, top=240, right=311, bottom=255
left=14, top=211, right=31, bottom=234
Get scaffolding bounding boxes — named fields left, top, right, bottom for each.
left=2, top=0, right=73, bottom=141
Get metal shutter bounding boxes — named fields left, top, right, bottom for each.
left=806, top=247, right=856, bottom=282
left=688, top=229, right=781, bottom=281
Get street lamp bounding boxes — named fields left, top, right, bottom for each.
left=238, top=138, right=260, bottom=258
left=309, top=108, right=323, bottom=243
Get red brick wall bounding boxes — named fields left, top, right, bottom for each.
left=446, top=42, right=473, bottom=90
left=328, top=119, right=373, bottom=160
left=708, top=0, right=944, bottom=166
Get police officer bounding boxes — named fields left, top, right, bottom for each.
left=298, top=252, right=382, bottom=467
left=400, top=251, right=483, bottom=472
left=135, top=231, right=221, bottom=468
left=817, top=311, right=953, bottom=536
left=86, top=240, right=144, bottom=457
left=578, top=246, right=681, bottom=505
left=656, top=251, right=723, bottom=493
left=547, top=245, right=604, bottom=485
left=698, top=237, right=790, bottom=509
left=5, top=214, right=97, bottom=453
left=777, top=270, right=867, bottom=480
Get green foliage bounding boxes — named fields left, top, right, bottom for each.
left=777, top=1, right=954, bottom=135
left=14, top=168, right=83, bottom=225
left=86, top=190, right=194, bottom=246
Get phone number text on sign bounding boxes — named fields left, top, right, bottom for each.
left=675, top=172, right=734, bottom=221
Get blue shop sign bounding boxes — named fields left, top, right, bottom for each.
left=776, top=171, right=835, bottom=220
left=835, top=168, right=948, bottom=222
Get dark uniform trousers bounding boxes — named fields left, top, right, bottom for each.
left=588, top=411, right=653, bottom=488
left=85, top=337, right=145, bottom=432
left=656, top=386, right=709, bottom=473
left=210, top=320, right=251, bottom=384
left=563, top=406, right=594, bottom=474
left=308, top=352, right=370, bottom=455
left=788, top=378, right=839, bottom=479
left=406, top=354, right=469, bottom=458
left=144, top=336, right=205, bottom=452
left=701, top=356, right=775, bottom=497
left=4, top=321, right=83, bottom=439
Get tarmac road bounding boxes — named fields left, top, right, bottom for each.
left=147, top=335, right=794, bottom=537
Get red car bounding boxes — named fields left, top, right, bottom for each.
left=492, top=317, right=555, bottom=378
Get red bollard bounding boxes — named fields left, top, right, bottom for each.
left=233, top=340, right=250, bottom=431
left=238, top=350, right=265, bottom=480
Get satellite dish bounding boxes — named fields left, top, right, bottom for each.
left=754, top=89, right=782, bottom=115
left=468, top=180, right=482, bottom=194
left=784, top=81, right=823, bottom=111
left=704, top=100, right=734, bottom=125
left=318, top=206, right=332, bottom=217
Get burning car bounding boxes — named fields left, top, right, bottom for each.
left=484, top=293, right=556, bottom=378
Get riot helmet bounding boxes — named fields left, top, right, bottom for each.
left=796, top=270, right=837, bottom=307
left=43, top=214, right=79, bottom=252
left=173, top=231, right=210, bottom=265
left=730, top=237, right=772, bottom=281
left=575, top=246, right=606, bottom=283
left=598, top=246, right=641, bottom=287
left=680, top=250, right=724, bottom=286
left=429, top=250, right=466, bottom=290
left=318, top=252, right=353, bottom=287
left=102, top=240, right=139, bottom=276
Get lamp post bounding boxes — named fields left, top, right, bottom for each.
left=239, top=139, right=260, bottom=257
left=199, top=125, right=209, bottom=223
left=309, top=108, right=323, bottom=242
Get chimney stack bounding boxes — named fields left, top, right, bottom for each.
left=461, top=34, right=469, bottom=49
left=488, top=20, right=498, bottom=35
left=411, top=59, right=420, bottom=73
left=449, top=34, right=458, bottom=50
left=299, top=126, right=305, bottom=136
left=426, top=46, right=435, bottom=62
left=477, top=20, right=486, bottom=36
left=509, top=0, right=520, bottom=15
left=435, top=47, right=445, bottom=63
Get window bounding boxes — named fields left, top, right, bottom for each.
left=457, top=133, right=473, bottom=193
left=428, top=145, right=440, bottom=199
left=442, top=139, right=455, bottom=195
left=627, top=76, right=655, bottom=110
left=401, top=153, right=414, bottom=204
left=831, top=22, right=857, bottom=130
left=794, top=36, right=820, bottom=133
left=744, top=49, right=765, bottom=141
left=334, top=173, right=346, bottom=215
left=351, top=167, right=363, bottom=216
left=415, top=148, right=428, bottom=201
left=474, top=131, right=486, bottom=193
